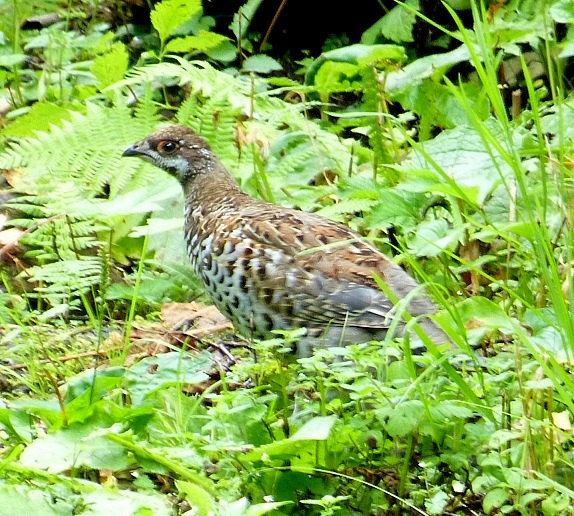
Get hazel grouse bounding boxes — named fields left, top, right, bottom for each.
left=123, top=126, right=448, bottom=356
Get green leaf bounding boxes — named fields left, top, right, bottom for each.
left=164, top=30, right=229, bottom=53
left=91, top=43, right=129, bottom=90
left=176, top=481, right=215, bottom=516
left=291, top=416, right=337, bottom=441
left=482, top=488, right=510, bottom=513
left=395, top=80, right=490, bottom=129
left=385, top=44, right=471, bottom=94
left=230, top=0, right=266, bottom=40
left=0, top=409, right=34, bottom=442
left=363, top=0, right=420, bottom=44
left=0, top=53, right=27, bottom=67
left=205, top=40, right=238, bottom=62
left=19, top=422, right=133, bottom=473
left=425, top=489, right=449, bottom=515
left=81, top=490, right=171, bottom=515
left=306, top=44, right=407, bottom=87
left=382, top=400, right=424, bottom=437
left=0, top=485, right=73, bottom=515
left=244, top=501, right=294, bottom=516
left=241, top=54, right=283, bottom=73
left=457, top=297, right=519, bottom=334
left=317, top=197, right=377, bottom=222
left=0, top=102, right=83, bottom=138
left=399, top=120, right=515, bottom=205
left=151, top=0, right=202, bottom=44
left=541, top=492, right=572, bottom=514
left=243, top=416, right=337, bottom=462
left=430, top=402, right=475, bottom=421
left=444, top=0, right=471, bottom=8
left=558, top=38, right=574, bottom=58
left=366, top=189, right=425, bottom=230
left=312, top=61, right=362, bottom=94
left=407, top=219, right=462, bottom=257
left=125, top=352, right=211, bottom=406
left=550, top=0, right=574, bottom=23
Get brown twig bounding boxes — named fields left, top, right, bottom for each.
left=8, top=350, right=108, bottom=370
left=260, top=0, right=289, bottom=53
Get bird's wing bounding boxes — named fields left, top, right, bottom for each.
left=235, top=204, right=437, bottom=329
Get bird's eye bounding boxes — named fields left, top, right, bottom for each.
left=158, top=140, right=178, bottom=153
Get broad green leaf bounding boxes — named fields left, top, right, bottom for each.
left=407, top=219, right=462, bottom=257
left=81, top=489, right=171, bottom=515
left=164, top=30, right=229, bottom=53
left=385, top=44, right=471, bottom=94
left=456, top=297, right=518, bottom=334
left=306, top=44, right=407, bottom=88
left=425, top=489, right=449, bottom=515
left=0, top=53, right=27, bottom=67
left=482, top=487, right=510, bottom=514
left=541, top=492, right=572, bottom=514
left=72, top=179, right=180, bottom=218
left=243, top=416, right=337, bottom=461
left=91, top=43, right=129, bottom=90
left=19, top=422, right=133, bottom=473
left=363, top=0, right=419, bottom=44
left=242, top=54, right=283, bottom=73
left=64, top=367, right=125, bottom=403
left=366, top=189, right=426, bottom=230
left=125, top=352, right=211, bottom=406
left=430, top=402, right=475, bottom=421
left=559, top=38, right=574, bottom=58
left=0, top=485, right=73, bottom=515
left=550, top=0, right=574, bottom=23
left=205, top=40, right=238, bottom=62
left=399, top=120, right=515, bottom=205
left=395, top=80, right=490, bottom=129
left=381, top=400, right=424, bottom=437
left=291, top=416, right=337, bottom=441
left=0, top=409, right=34, bottom=442
left=151, top=0, right=202, bottom=43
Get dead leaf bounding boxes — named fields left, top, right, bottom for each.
left=161, top=302, right=231, bottom=332
left=0, top=227, right=23, bottom=247
left=552, top=410, right=572, bottom=432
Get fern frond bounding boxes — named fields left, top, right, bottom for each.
left=0, top=102, right=163, bottom=305
left=24, top=257, right=103, bottom=306
left=0, top=103, right=159, bottom=198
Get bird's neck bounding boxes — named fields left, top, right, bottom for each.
left=183, top=162, right=247, bottom=221
left=182, top=163, right=248, bottom=271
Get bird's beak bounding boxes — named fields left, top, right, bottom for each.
left=122, top=142, right=145, bottom=157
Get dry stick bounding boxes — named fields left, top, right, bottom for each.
left=44, top=368, right=68, bottom=426
left=182, top=323, right=233, bottom=337
left=9, top=350, right=108, bottom=370
left=259, top=0, right=289, bottom=52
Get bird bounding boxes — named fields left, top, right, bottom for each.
left=123, top=125, right=449, bottom=357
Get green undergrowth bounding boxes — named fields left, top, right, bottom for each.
left=1, top=0, right=574, bottom=514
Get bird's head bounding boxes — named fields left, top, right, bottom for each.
left=122, top=125, right=215, bottom=183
